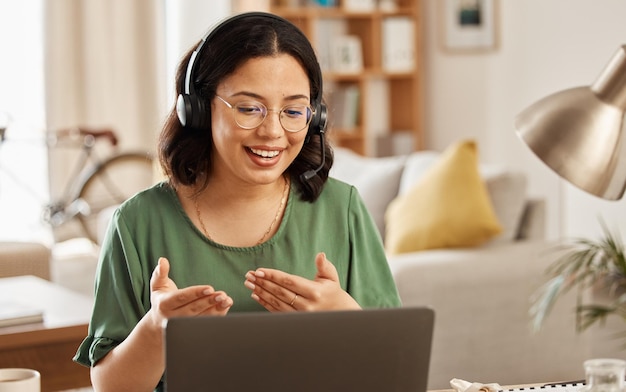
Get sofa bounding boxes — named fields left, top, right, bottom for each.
left=0, top=241, right=51, bottom=280
left=329, top=142, right=626, bottom=389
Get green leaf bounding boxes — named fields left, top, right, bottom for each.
left=530, top=218, right=626, bottom=345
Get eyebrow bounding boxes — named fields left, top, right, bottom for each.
left=230, top=91, right=310, bottom=102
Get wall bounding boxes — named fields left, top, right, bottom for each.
left=422, top=0, right=626, bottom=240
left=164, top=0, right=626, bottom=242
left=164, top=0, right=231, bottom=109
left=0, top=1, right=48, bottom=242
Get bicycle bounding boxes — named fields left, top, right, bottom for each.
left=0, top=120, right=154, bottom=244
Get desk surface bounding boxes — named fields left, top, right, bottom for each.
left=0, top=275, right=94, bottom=391
left=0, top=275, right=93, bottom=329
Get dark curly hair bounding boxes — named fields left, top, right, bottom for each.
left=158, top=12, right=333, bottom=202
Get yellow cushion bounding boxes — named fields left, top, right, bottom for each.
left=385, top=140, right=502, bottom=255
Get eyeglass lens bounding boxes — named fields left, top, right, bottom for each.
left=234, top=101, right=313, bottom=132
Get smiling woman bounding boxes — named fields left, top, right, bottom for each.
left=74, top=12, right=401, bottom=392
left=0, top=0, right=49, bottom=242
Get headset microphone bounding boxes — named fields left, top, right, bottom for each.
left=300, top=130, right=326, bottom=182
left=300, top=104, right=327, bottom=182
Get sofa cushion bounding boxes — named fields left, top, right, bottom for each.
left=398, top=151, right=440, bottom=195
left=385, top=140, right=502, bottom=254
left=481, top=166, right=528, bottom=242
left=398, top=150, right=527, bottom=243
left=329, top=147, right=406, bottom=239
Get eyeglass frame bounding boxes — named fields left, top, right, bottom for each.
left=215, top=95, right=314, bottom=133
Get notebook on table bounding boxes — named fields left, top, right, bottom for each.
left=164, top=307, right=435, bottom=392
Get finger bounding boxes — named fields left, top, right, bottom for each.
left=198, top=305, right=231, bottom=316
left=251, top=291, right=290, bottom=313
left=150, top=257, right=170, bottom=291
left=245, top=272, right=299, bottom=312
left=245, top=273, right=285, bottom=312
left=246, top=279, right=296, bottom=309
left=168, top=288, right=227, bottom=315
left=247, top=267, right=325, bottom=308
left=249, top=268, right=310, bottom=292
left=247, top=265, right=337, bottom=312
left=194, top=291, right=233, bottom=314
left=212, top=291, right=234, bottom=310
left=314, top=252, right=339, bottom=283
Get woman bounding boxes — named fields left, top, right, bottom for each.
left=74, top=12, right=401, bottom=392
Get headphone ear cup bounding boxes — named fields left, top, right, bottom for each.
left=176, top=94, right=192, bottom=127
left=307, top=102, right=327, bottom=141
left=177, top=93, right=209, bottom=130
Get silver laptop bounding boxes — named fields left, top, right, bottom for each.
left=164, top=307, right=435, bottom=392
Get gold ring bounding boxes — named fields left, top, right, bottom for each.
left=289, top=294, right=298, bottom=306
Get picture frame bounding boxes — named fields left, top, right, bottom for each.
left=330, top=35, right=363, bottom=74
left=440, top=0, right=498, bottom=52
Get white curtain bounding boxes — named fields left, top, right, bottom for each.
left=44, top=0, right=166, bottom=200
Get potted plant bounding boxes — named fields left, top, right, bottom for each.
left=531, top=220, right=626, bottom=340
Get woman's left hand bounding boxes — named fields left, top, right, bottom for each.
left=244, top=252, right=361, bottom=312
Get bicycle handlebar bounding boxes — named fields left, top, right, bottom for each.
left=52, top=127, right=119, bottom=147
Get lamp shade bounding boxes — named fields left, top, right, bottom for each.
left=515, top=45, right=626, bottom=200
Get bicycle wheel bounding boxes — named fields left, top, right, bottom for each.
left=76, top=152, right=154, bottom=243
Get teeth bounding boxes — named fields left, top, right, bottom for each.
left=250, top=148, right=280, bottom=158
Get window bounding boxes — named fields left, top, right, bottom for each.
left=0, top=0, right=49, bottom=242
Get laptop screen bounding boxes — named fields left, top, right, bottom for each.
left=164, top=307, right=434, bottom=392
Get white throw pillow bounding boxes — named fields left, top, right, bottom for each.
left=330, top=147, right=407, bottom=239
left=398, top=150, right=440, bottom=195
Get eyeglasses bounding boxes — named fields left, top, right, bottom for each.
left=215, top=95, right=313, bottom=133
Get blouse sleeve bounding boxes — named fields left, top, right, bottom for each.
left=345, top=186, right=402, bottom=308
left=73, top=208, right=152, bottom=367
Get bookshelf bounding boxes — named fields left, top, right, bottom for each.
left=270, top=0, right=423, bottom=156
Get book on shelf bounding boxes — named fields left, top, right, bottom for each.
left=382, top=16, right=415, bottom=72
left=376, top=131, right=414, bottom=156
left=315, top=19, right=347, bottom=72
left=342, top=0, right=376, bottom=11
left=330, top=35, right=363, bottom=74
left=0, top=300, right=44, bottom=327
left=329, top=85, right=360, bottom=130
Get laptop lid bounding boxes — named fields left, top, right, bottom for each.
left=164, top=307, right=434, bottom=392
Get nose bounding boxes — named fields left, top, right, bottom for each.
left=258, top=109, right=284, bottom=138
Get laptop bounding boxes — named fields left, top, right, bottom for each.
left=164, top=307, right=435, bottom=392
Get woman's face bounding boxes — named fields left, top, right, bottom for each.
left=210, top=54, right=311, bottom=186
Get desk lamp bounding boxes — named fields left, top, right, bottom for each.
left=515, top=45, right=626, bottom=200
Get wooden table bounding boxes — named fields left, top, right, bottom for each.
left=0, top=275, right=94, bottom=391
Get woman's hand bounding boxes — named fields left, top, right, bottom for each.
left=244, top=252, right=361, bottom=312
left=148, top=257, right=233, bottom=328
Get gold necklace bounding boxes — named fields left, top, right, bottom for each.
left=194, top=177, right=290, bottom=245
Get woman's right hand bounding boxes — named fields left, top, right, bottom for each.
left=148, top=257, right=233, bottom=328
left=91, top=257, right=232, bottom=392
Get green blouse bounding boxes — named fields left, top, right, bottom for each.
left=74, top=178, right=401, bottom=388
